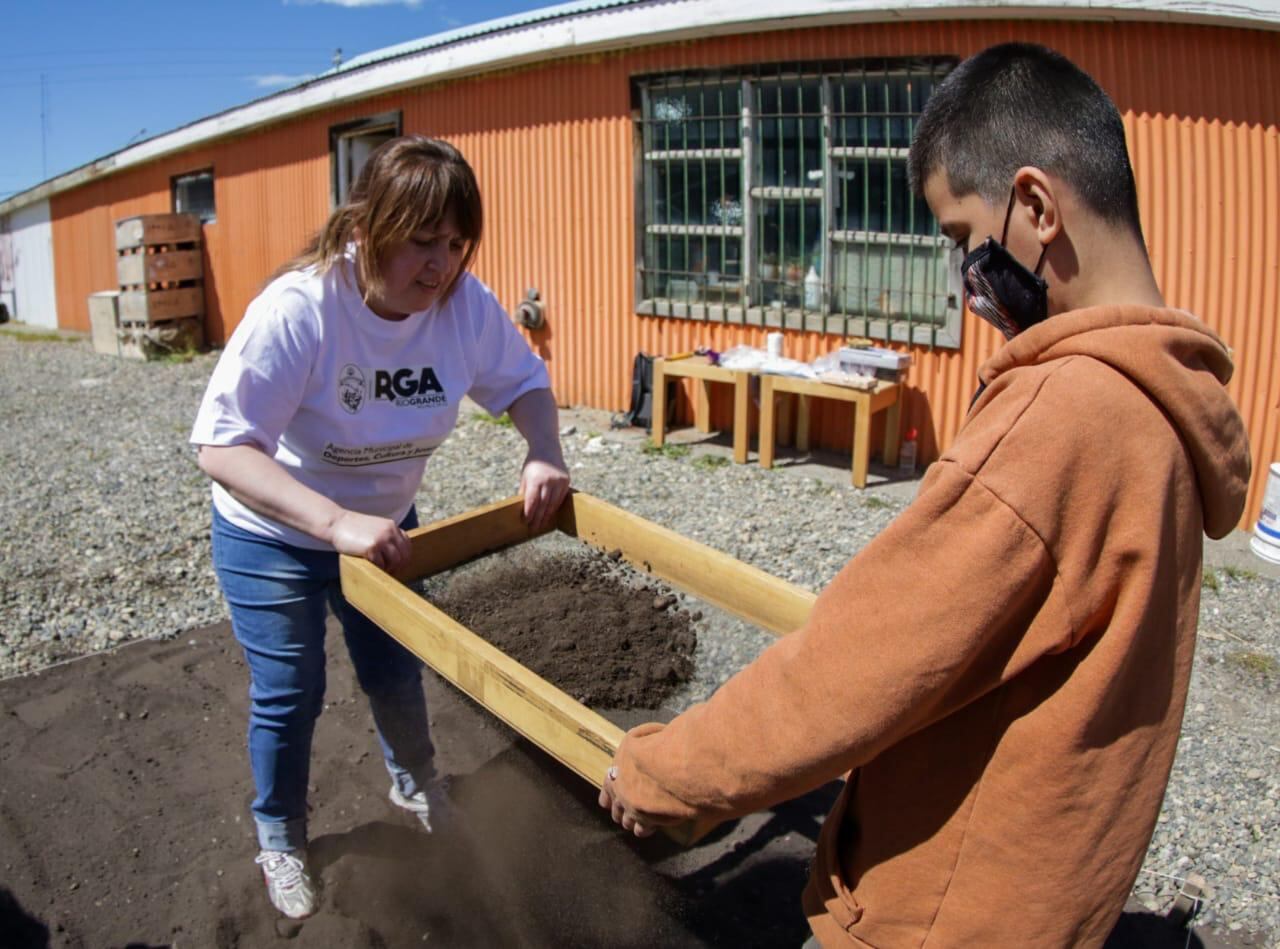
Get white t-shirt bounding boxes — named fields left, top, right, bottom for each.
left=190, top=260, right=550, bottom=550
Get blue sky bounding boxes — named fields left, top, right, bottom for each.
left=0, top=0, right=552, bottom=200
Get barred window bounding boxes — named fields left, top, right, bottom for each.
left=636, top=60, right=962, bottom=347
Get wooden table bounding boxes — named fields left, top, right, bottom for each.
left=651, top=356, right=752, bottom=464
left=758, top=375, right=902, bottom=488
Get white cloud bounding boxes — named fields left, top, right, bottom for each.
left=249, top=73, right=317, bottom=89
left=284, top=0, right=424, bottom=7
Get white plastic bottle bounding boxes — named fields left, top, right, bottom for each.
left=804, top=266, right=822, bottom=310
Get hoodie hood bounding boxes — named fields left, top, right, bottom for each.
left=978, top=306, right=1251, bottom=539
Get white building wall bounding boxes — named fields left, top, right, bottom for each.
left=0, top=200, right=59, bottom=328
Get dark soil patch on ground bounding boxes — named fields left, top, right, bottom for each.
left=420, top=544, right=697, bottom=710
left=0, top=629, right=828, bottom=948
left=0, top=546, right=1246, bottom=947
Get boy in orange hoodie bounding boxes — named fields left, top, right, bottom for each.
left=599, top=42, right=1251, bottom=947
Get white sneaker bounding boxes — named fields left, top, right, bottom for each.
left=255, top=849, right=318, bottom=919
left=389, top=779, right=452, bottom=833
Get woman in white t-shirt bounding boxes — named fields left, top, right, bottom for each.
left=191, top=136, right=569, bottom=919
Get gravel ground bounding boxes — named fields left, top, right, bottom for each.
left=1, top=330, right=1276, bottom=944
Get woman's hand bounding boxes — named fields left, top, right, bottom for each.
left=520, top=455, right=571, bottom=533
left=328, top=510, right=412, bottom=573
left=506, top=388, right=572, bottom=532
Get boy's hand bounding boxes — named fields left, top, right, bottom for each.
left=329, top=510, right=412, bottom=573
left=519, top=456, right=571, bottom=533
left=597, top=764, right=662, bottom=838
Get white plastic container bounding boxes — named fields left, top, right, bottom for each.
left=767, top=332, right=785, bottom=358
left=836, top=346, right=912, bottom=373
left=1250, top=462, right=1280, bottom=564
left=804, top=266, right=822, bottom=309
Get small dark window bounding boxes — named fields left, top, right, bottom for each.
left=330, top=111, right=402, bottom=205
left=172, top=169, right=215, bottom=224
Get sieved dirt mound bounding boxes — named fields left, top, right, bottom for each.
left=420, top=543, right=698, bottom=710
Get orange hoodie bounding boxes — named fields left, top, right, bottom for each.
left=614, top=306, right=1250, bottom=948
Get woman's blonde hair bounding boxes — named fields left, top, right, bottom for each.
left=280, top=135, right=483, bottom=305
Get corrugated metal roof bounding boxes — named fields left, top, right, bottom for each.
left=331, top=0, right=646, bottom=75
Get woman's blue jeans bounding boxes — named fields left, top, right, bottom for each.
left=212, top=505, right=436, bottom=852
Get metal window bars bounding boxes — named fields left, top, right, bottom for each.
left=636, top=58, right=959, bottom=347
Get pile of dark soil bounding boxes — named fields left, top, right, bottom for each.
left=0, top=627, right=823, bottom=948
left=422, top=544, right=698, bottom=710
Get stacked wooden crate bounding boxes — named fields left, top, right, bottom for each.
left=114, top=214, right=205, bottom=359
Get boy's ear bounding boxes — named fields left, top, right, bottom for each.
left=1012, top=166, right=1063, bottom=249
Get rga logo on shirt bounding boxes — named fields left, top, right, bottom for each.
left=337, top=363, right=448, bottom=412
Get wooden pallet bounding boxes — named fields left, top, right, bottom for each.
left=117, top=248, right=203, bottom=287
left=117, top=284, right=204, bottom=324
left=114, top=213, right=204, bottom=324
left=339, top=491, right=816, bottom=844
left=114, top=213, right=202, bottom=252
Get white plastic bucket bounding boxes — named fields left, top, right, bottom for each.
left=1251, top=462, right=1280, bottom=565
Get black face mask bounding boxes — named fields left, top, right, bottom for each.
left=961, top=189, right=1049, bottom=339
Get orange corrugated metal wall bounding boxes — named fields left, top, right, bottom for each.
left=49, top=19, right=1279, bottom=529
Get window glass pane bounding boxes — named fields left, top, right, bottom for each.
left=647, top=83, right=741, bottom=151
left=756, top=199, right=821, bottom=305
left=831, top=243, right=949, bottom=320
left=832, top=159, right=935, bottom=235
left=645, top=235, right=743, bottom=301
left=833, top=75, right=919, bottom=149
left=756, top=79, right=821, bottom=188
left=335, top=128, right=395, bottom=203
left=651, top=160, right=742, bottom=226
left=173, top=171, right=215, bottom=223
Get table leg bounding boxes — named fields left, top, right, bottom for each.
left=758, top=376, right=776, bottom=469
left=852, top=396, right=871, bottom=489
left=796, top=395, right=811, bottom=453
left=694, top=379, right=711, bottom=433
left=777, top=393, right=794, bottom=447
left=651, top=358, right=667, bottom=447
left=732, top=372, right=749, bottom=464
left=882, top=394, right=902, bottom=468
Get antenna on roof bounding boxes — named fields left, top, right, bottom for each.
left=332, top=48, right=343, bottom=68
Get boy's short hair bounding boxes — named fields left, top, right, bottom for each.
left=909, top=42, right=1144, bottom=240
